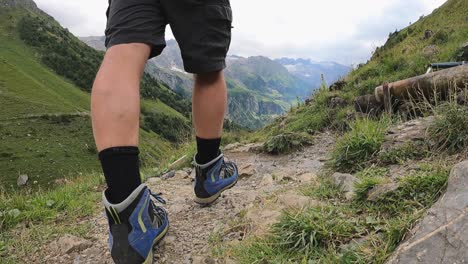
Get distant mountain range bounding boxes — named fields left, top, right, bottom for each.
left=80, top=37, right=350, bottom=128
left=275, top=58, right=351, bottom=88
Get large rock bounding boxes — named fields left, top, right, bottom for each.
left=331, top=172, right=361, bottom=200
left=386, top=161, right=468, bottom=264
left=381, top=117, right=434, bottom=154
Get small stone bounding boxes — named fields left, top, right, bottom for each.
left=17, top=174, right=28, bottom=187
left=260, top=174, right=274, bottom=186
left=329, top=96, right=347, bottom=108
left=169, top=170, right=190, bottom=181
left=224, top=143, right=242, bottom=152
left=225, top=258, right=237, bottom=264
left=423, top=29, right=433, bottom=39
left=54, top=178, right=68, bottom=185
left=278, top=193, right=320, bottom=208
left=367, top=182, right=399, bottom=202
left=297, top=172, right=317, bottom=184
left=192, top=256, right=216, bottom=264
left=161, top=171, right=176, bottom=180
left=246, top=208, right=282, bottom=234
left=331, top=172, right=361, bottom=200
left=56, top=234, right=92, bottom=254
left=239, top=164, right=255, bottom=178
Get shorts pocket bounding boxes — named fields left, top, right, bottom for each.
left=203, top=5, right=232, bottom=54
left=205, top=4, right=233, bottom=24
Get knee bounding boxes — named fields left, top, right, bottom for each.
left=195, top=70, right=224, bottom=85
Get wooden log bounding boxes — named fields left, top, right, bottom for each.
left=375, top=65, right=468, bottom=103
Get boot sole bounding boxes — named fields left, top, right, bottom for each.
left=194, top=179, right=238, bottom=206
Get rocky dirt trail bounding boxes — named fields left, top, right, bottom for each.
left=40, top=133, right=335, bottom=264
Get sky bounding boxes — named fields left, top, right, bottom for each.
left=34, top=0, right=447, bottom=65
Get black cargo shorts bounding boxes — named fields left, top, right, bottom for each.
left=105, top=0, right=232, bottom=74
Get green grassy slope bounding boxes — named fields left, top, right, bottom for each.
left=346, top=0, right=468, bottom=95
left=0, top=6, right=188, bottom=189
left=0, top=10, right=89, bottom=118
left=254, top=0, right=468, bottom=139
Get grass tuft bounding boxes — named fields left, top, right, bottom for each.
left=427, top=103, right=468, bottom=153
left=263, top=133, right=312, bottom=155
left=331, top=118, right=389, bottom=172
left=273, top=206, right=364, bottom=253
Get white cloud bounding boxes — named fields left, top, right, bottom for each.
left=34, top=0, right=447, bottom=64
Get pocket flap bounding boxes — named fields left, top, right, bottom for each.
left=205, top=5, right=233, bottom=22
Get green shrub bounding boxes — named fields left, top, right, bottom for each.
left=355, top=166, right=449, bottom=215
left=427, top=103, right=468, bottom=153
left=273, top=206, right=364, bottom=253
left=431, top=30, right=449, bottom=44
left=331, top=118, right=389, bottom=172
left=262, top=132, right=312, bottom=154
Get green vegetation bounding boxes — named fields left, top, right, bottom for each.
left=17, top=13, right=191, bottom=116
left=262, top=132, right=312, bottom=155
left=141, top=110, right=191, bottom=143
left=345, top=0, right=468, bottom=96
left=233, top=3, right=468, bottom=262
left=0, top=115, right=99, bottom=188
left=250, top=87, right=352, bottom=144
left=427, top=103, right=468, bottom=153
left=378, top=142, right=429, bottom=165
left=232, top=165, right=449, bottom=263
left=250, top=0, right=468, bottom=141
left=0, top=7, right=193, bottom=188
left=302, top=177, right=344, bottom=201
left=0, top=173, right=104, bottom=263
left=331, top=118, right=389, bottom=172
left=0, top=173, right=103, bottom=232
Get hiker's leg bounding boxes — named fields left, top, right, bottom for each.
left=192, top=71, right=227, bottom=163
left=91, top=43, right=150, bottom=151
left=91, top=43, right=150, bottom=203
left=98, top=1, right=169, bottom=263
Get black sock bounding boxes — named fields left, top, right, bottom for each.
left=195, top=137, right=221, bottom=165
left=99, top=146, right=142, bottom=204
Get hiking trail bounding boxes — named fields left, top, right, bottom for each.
left=38, top=133, right=335, bottom=264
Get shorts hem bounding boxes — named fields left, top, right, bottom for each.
left=184, top=60, right=227, bottom=74
left=106, top=36, right=166, bottom=59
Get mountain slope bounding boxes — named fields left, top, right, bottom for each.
left=0, top=0, right=188, bottom=188
left=80, top=38, right=315, bottom=128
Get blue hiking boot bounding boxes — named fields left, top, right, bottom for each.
left=102, top=184, right=169, bottom=264
left=193, top=153, right=239, bottom=205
